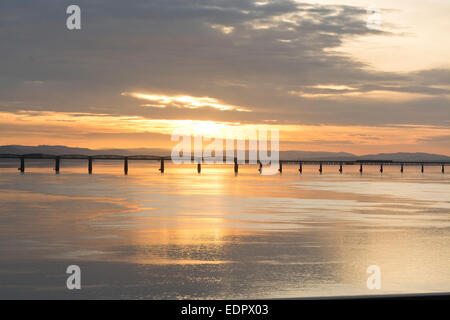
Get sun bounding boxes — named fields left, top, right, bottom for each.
left=185, top=121, right=232, bottom=139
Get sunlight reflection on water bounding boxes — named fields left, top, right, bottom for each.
left=0, top=161, right=449, bottom=298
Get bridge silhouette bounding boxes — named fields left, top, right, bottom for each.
left=0, top=153, right=448, bottom=174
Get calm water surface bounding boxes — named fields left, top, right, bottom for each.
left=0, top=161, right=449, bottom=299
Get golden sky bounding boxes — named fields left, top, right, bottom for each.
left=0, top=0, right=449, bottom=155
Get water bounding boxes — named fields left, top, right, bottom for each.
left=0, top=161, right=449, bottom=299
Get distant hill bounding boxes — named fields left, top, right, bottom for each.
left=357, top=152, right=450, bottom=162
left=280, top=151, right=450, bottom=161
left=0, top=145, right=168, bottom=156
left=0, top=145, right=449, bottom=161
left=278, top=151, right=356, bottom=161
left=0, top=145, right=93, bottom=155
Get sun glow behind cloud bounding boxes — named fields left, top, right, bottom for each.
left=209, top=24, right=235, bottom=34
left=290, top=90, right=435, bottom=101
left=122, top=92, right=252, bottom=112
left=1, top=111, right=449, bottom=154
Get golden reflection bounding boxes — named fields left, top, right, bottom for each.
left=1, top=163, right=450, bottom=296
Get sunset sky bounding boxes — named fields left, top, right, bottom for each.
left=1, top=0, right=449, bottom=154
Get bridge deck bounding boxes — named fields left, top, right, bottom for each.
left=0, top=153, right=449, bottom=165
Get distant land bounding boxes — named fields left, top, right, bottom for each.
left=1, top=145, right=450, bottom=162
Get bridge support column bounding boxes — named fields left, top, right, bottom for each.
left=88, top=157, right=93, bottom=174
left=278, top=162, right=282, bottom=174
left=55, top=157, right=60, bottom=174
left=401, top=163, right=404, bottom=173
left=380, top=164, right=383, bottom=173
left=339, top=163, right=343, bottom=174
left=124, top=157, right=128, bottom=175
left=319, top=163, right=323, bottom=174
left=19, top=156, right=25, bottom=173
left=299, top=162, right=302, bottom=174
left=421, top=164, right=424, bottom=173
left=442, top=164, right=445, bottom=174
left=197, top=162, right=201, bottom=174
left=359, top=163, right=363, bottom=174
left=159, top=158, right=164, bottom=173
left=234, top=158, right=238, bottom=174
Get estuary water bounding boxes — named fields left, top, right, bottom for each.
left=0, top=161, right=449, bottom=299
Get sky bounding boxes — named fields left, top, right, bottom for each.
left=0, top=0, right=449, bottom=154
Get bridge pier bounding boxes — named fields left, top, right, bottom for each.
left=299, top=162, right=302, bottom=174
left=234, top=158, right=238, bottom=174
left=380, top=164, right=383, bottom=173
left=19, top=156, right=25, bottom=173
left=197, top=162, right=201, bottom=174
left=442, top=164, right=445, bottom=174
left=278, top=162, right=282, bottom=174
left=124, top=157, right=128, bottom=175
left=159, top=158, right=164, bottom=173
left=421, top=164, right=424, bottom=173
left=339, top=163, right=343, bottom=174
left=319, top=162, right=323, bottom=174
left=88, top=157, right=93, bottom=174
left=359, top=163, right=363, bottom=174
left=55, top=157, right=60, bottom=174
left=401, top=163, right=404, bottom=173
